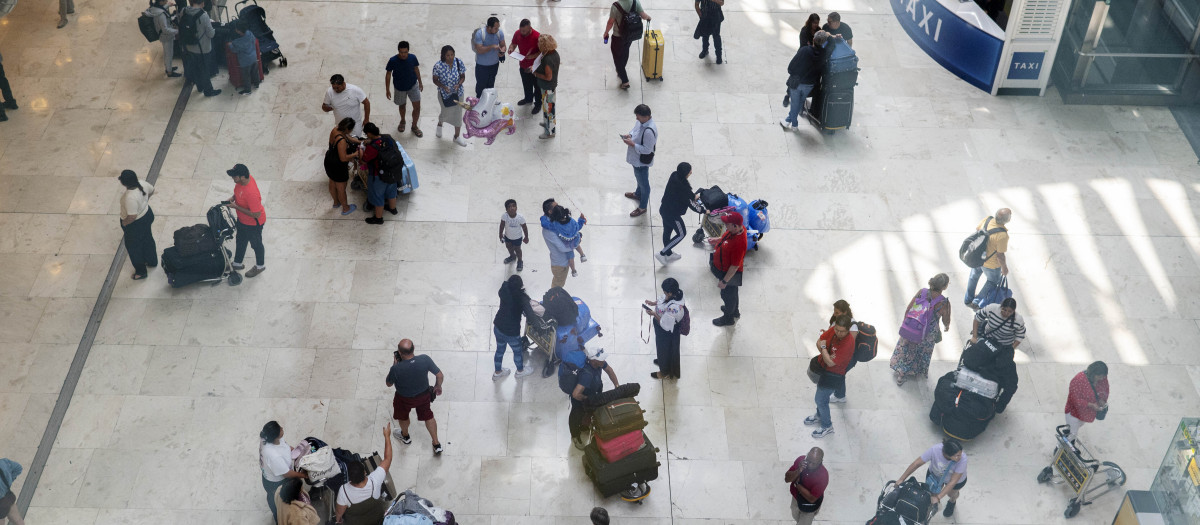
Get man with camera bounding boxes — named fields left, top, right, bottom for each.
left=385, top=339, right=445, bottom=455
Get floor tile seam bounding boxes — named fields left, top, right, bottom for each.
left=14, top=82, right=194, bottom=518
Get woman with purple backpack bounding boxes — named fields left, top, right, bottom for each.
left=891, top=273, right=952, bottom=386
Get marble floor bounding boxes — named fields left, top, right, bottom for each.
left=1, top=0, right=1199, bottom=523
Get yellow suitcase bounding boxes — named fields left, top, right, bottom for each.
left=641, top=29, right=664, bottom=81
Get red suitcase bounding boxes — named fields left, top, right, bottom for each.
left=594, top=429, right=645, bottom=463
left=225, top=39, right=263, bottom=89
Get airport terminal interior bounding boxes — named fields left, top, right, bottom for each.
left=0, top=0, right=1199, bottom=523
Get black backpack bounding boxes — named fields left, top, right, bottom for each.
left=614, top=0, right=644, bottom=41
left=371, top=135, right=405, bottom=185
left=958, top=216, right=1006, bottom=268
left=179, top=9, right=202, bottom=47
left=880, top=477, right=931, bottom=524
left=543, top=287, right=578, bottom=326
left=138, top=12, right=161, bottom=42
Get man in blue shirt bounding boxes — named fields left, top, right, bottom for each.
left=229, top=21, right=260, bottom=95
left=472, top=17, right=506, bottom=98
left=385, top=338, right=445, bottom=455
left=386, top=41, right=424, bottom=137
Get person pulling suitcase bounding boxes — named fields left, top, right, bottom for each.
left=569, top=347, right=620, bottom=450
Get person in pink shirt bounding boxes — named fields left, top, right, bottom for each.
left=224, top=163, right=267, bottom=277
left=785, top=447, right=828, bottom=518
left=1064, top=361, right=1109, bottom=439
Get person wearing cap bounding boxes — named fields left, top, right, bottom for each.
left=709, top=211, right=747, bottom=326
left=570, top=346, right=620, bottom=450
left=644, top=278, right=685, bottom=379
left=223, top=164, right=267, bottom=277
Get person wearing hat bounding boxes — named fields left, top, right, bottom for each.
left=709, top=211, right=747, bottom=326
left=223, top=163, right=267, bottom=277
left=644, top=278, right=685, bottom=379
left=569, top=346, right=620, bottom=450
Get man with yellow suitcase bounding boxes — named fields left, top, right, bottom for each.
left=604, top=0, right=652, bottom=89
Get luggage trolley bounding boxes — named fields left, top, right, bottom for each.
left=1036, top=425, right=1126, bottom=518
left=523, top=314, right=560, bottom=378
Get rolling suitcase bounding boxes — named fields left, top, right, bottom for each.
left=162, top=247, right=228, bottom=288
left=641, top=28, right=664, bottom=81
left=594, top=429, right=646, bottom=463
left=592, top=398, right=647, bottom=440
left=361, top=451, right=398, bottom=501
left=173, top=224, right=217, bottom=257
left=582, top=434, right=659, bottom=497
left=396, top=143, right=419, bottom=194
left=817, top=91, right=853, bottom=130
left=225, top=39, right=263, bottom=89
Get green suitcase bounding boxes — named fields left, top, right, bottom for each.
left=592, top=398, right=647, bottom=440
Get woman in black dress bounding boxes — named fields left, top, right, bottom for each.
left=324, top=117, right=360, bottom=215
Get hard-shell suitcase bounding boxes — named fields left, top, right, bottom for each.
left=592, top=398, right=647, bottom=440
left=225, top=39, right=263, bottom=88
left=583, top=434, right=659, bottom=497
left=594, top=429, right=646, bottom=463
left=396, top=142, right=419, bottom=194
left=641, top=29, right=664, bottom=81
left=817, top=91, right=853, bottom=130
left=953, top=367, right=1000, bottom=400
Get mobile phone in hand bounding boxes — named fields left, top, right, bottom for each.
left=642, top=304, right=652, bottom=311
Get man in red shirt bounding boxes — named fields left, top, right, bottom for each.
left=785, top=447, right=828, bottom=516
left=1064, top=361, right=1109, bottom=439
left=805, top=314, right=855, bottom=437
left=223, top=163, right=267, bottom=277
left=709, top=212, right=747, bottom=326
left=507, top=19, right=542, bottom=112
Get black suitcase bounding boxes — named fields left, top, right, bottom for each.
left=162, top=246, right=226, bottom=287
left=940, top=389, right=995, bottom=441
left=818, top=91, right=854, bottom=130
left=698, top=186, right=728, bottom=211
left=582, top=434, right=659, bottom=497
left=173, top=224, right=218, bottom=257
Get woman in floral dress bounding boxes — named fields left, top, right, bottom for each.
left=891, top=273, right=952, bottom=385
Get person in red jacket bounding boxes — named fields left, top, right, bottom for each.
left=805, top=314, right=855, bottom=438
left=709, top=211, right=747, bottom=326
left=1064, top=361, right=1109, bottom=439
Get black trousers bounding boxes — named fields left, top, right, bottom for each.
left=519, top=68, right=542, bottom=104
left=660, top=213, right=686, bottom=255
left=234, top=222, right=265, bottom=267
left=610, top=35, right=634, bottom=84
left=0, top=59, right=13, bottom=103
left=121, top=208, right=158, bottom=276
left=701, top=22, right=723, bottom=56
left=568, top=397, right=591, bottom=439
left=182, top=50, right=215, bottom=94
left=654, top=319, right=681, bottom=377
left=711, top=261, right=741, bottom=317
left=262, top=476, right=283, bottom=522
left=475, top=63, right=499, bottom=97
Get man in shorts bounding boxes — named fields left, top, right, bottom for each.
left=385, top=41, right=424, bottom=137
left=385, top=338, right=445, bottom=455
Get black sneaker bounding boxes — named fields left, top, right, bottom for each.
left=392, top=429, right=412, bottom=444
left=204, top=89, right=222, bottom=97
left=433, top=443, right=443, bottom=455
left=516, top=261, right=523, bottom=272
left=0, top=112, right=7, bottom=122
left=720, top=306, right=741, bottom=319
left=712, top=316, right=735, bottom=327
left=385, top=207, right=399, bottom=215
left=699, top=49, right=708, bottom=59
left=503, top=255, right=516, bottom=264
left=3, top=100, right=17, bottom=110
left=365, top=217, right=384, bottom=225
left=531, top=105, right=541, bottom=115
left=517, top=99, right=530, bottom=106
left=943, top=500, right=956, bottom=517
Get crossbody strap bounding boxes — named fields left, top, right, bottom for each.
left=980, top=311, right=1013, bottom=340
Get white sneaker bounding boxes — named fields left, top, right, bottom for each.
left=493, top=368, right=512, bottom=381
left=666, top=253, right=682, bottom=262
left=654, top=253, right=668, bottom=265
left=454, top=136, right=468, bottom=147
left=803, top=414, right=821, bottom=426
left=515, top=366, right=535, bottom=378
left=829, top=395, right=847, bottom=404
left=812, top=426, right=835, bottom=438
left=435, top=125, right=443, bottom=138
left=779, top=117, right=797, bottom=131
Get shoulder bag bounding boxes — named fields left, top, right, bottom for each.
left=1087, top=378, right=1108, bottom=420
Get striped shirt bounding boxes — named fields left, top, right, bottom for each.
left=974, top=304, right=1026, bottom=346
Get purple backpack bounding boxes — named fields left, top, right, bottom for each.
left=898, top=289, right=944, bottom=342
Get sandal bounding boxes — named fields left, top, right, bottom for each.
left=412, top=126, right=423, bottom=138
left=619, top=82, right=630, bottom=90
left=131, top=273, right=146, bottom=280
left=398, top=121, right=406, bottom=132
left=893, top=371, right=906, bottom=386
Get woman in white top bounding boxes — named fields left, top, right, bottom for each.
left=118, top=170, right=157, bottom=280
left=644, top=278, right=686, bottom=380
left=260, top=421, right=306, bottom=523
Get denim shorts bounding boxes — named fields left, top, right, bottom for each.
left=367, top=176, right=398, bottom=206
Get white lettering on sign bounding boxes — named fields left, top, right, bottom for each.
left=1012, top=62, right=1041, bottom=70
left=901, top=0, right=943, bottom=42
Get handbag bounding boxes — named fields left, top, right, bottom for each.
left=977, top=276, right=1013, bottom=309
left=1087, top=378, right=1108, bottom=420
left=925, top=460, right=957, bottom=494
left=638, top=127, right=655, bottom=164
left=440, top=92, right=459, bottom=108
left=807, top=355, right=824, bottom=384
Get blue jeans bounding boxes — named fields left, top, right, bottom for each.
left=785, top=83, right=815, bottom=126
left=815, top=385, right=836, bottom=428
left=493, top=325, right=525, bottom=372
left=964, top=266, right=1002, bottom=306
left=632, top=165, right=650, bottom=210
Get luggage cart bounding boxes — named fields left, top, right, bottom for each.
left=523, top=315, right=559, bottom=378
left=1036, top=425, right=1126, bottom=518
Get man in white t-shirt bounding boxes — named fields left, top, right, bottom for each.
left=334, top=423, right=394, bottom=524
left=322, top=74, right=371, bottom=137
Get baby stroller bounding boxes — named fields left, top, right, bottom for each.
left=162, top=204, right=242, bottom=287
left=690, top=185, right=770, bottom=250
left=867, top=478, right=937, bottom=525
left=234, top=0, right=287, bottom=71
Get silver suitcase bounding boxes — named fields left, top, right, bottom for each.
left=954, top=368, right=999, bottom=400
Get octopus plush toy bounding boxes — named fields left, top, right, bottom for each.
left=460, top=88, right=516, bottom=145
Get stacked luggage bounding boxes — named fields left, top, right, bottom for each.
left=929, top=338, right=1018, bottom=441
left=582, top=393, right=660, bottom=501
left=162, top=204, right=241, bottom=287
left=531, top=288, right=602, bottom=378
left=867, top=478, right=936, bottom=525
left=805, top=38, right=859, bottom=133
left=690, top=186, right=771, bottom=250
